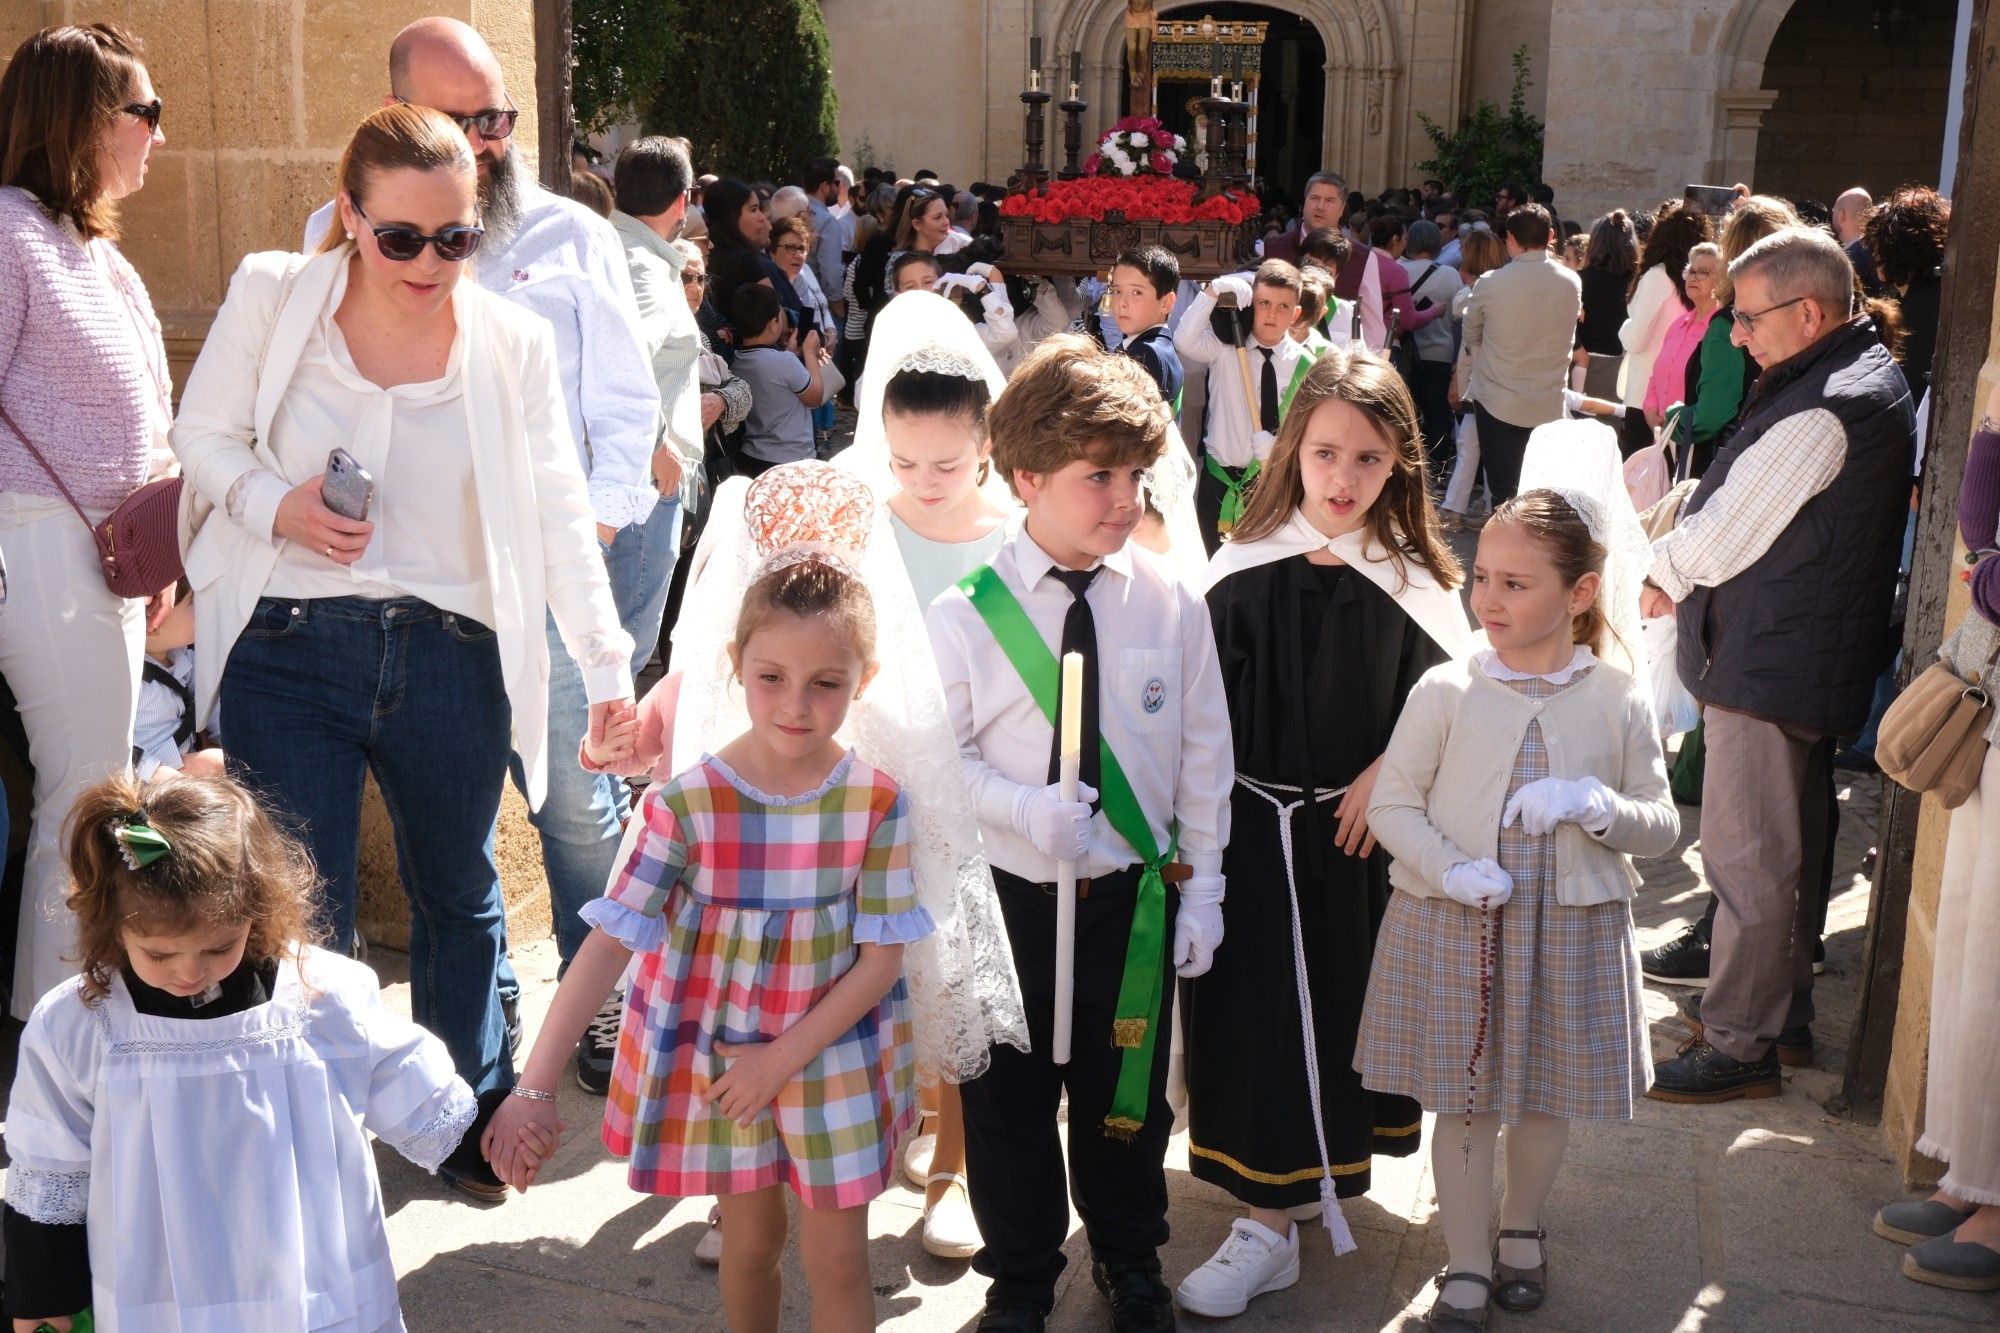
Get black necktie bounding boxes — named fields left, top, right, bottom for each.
left=1259, top=346, right=1280, bottom=433
left=1046, top=566, right=1102, bottom=801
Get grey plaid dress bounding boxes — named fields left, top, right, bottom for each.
left=1356, top=667, right=1651, bottom=1122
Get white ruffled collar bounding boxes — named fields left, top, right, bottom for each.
left=1476, top=644, right=1597, bottom=684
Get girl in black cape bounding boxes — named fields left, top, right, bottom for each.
left=1177, top=348, right=1472, bottom=1319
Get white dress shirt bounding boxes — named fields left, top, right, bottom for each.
left=926, top=526, right=1233, bottom=884
left=307, top=183, right=661, bottom=530
left=1174, top=284, right=1311, bottom=468
left=241, top=266, right=492, bottom=627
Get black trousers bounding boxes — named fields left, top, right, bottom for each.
left=1412, top=361, right=1456, bottom=484
left=1474, top=403, right=1535, bottom=504
left=1193, top=458, right=1228, bottom=556
left=962, top=867, right=1180, bottom=1314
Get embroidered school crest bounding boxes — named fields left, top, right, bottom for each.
left=1142, top=677, right=1166, bottom=714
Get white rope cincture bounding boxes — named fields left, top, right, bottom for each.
left=1235, top=774, right=1358, bottom=1258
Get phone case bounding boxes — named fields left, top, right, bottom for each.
left=323, top=450, right=374, bottom=522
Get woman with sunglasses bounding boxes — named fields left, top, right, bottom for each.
left=172, top=104, right=635, bottom=1132
left=0, top=23, right=174, bottom=1020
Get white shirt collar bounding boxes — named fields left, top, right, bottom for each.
left=1476, top=643, right=1596, bottom=683
left=1012, top=524, right=1134, bottom=590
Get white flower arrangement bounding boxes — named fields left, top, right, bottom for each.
left=1086, top=117, right=1187, bottom=177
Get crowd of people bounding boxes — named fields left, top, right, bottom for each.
left=0, top=13, right=1992, bottom=1333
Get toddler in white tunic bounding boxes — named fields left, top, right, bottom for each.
left=2, top=773, right=509, bottom=1333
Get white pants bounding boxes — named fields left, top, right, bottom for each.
left=0, top=495, right=143, bottom=1018
left=1443, top=412, right=1482, bottom=515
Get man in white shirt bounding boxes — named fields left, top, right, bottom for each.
left=305, top=18, right=666, bottom=1092
left=1175, top=260, right=1312, bottom=551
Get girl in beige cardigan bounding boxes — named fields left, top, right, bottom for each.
left=1356, top=490, right=1678, bottom=1333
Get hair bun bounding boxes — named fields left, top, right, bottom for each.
left=744, top=461, right=876, bottom=559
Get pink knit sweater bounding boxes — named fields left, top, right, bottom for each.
left=0, top=186, right=166, bottom=511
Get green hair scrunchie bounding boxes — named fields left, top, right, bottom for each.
left=111, top=813, right=172, bottom=871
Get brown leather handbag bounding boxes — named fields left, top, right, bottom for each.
left=1878, top=654, right=1996, bottom=810
left=1, top=401, right=184, bottom=599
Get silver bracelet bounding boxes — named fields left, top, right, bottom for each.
left=508, top=1086, right=557, bottom=1103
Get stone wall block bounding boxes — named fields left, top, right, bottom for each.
left=212, top=152, right=343, bottom=267
left=302, top=0, right=441, bottom=145
left=204, top=0, right=301, bottom=149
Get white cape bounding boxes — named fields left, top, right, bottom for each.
left=1201, top=508, right=1474, bottom=658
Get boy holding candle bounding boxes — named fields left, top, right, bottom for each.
left=927, top=333, right=1233, bottom=1333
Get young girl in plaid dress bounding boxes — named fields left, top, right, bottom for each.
left=1357, top=490, right=1678, bottom=1332
left=489, top=543, right=935, bottom=1331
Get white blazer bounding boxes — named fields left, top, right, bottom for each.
left=172, top=248, right=631, bottom=808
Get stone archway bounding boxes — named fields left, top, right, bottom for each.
left=1707, top=0, right=1796, bottom=185
left=1048, top=0, right=1408, bottom=191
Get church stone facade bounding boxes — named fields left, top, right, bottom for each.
left=821, top=0, right=1957, bottom=218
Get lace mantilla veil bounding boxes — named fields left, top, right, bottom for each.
left=1518, top=419, right=1652, bottom=680
left=671, top=460, right=1029, bottom=1082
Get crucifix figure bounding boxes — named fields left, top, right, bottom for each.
left=1125, top=0, right=1154, bottom=109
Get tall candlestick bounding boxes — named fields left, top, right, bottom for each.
left=1053, top=650, right=1084, bottom=1067
left=1071, top=50, right=1082, bottom=88
left=1031, top=35, right=1042, bottom=73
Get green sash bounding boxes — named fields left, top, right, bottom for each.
left=1202, top=454, right=1261, bottom=534
left=1282, top=332, right=1330, bottom=415
left=959, top=564, right=1175, bottom=1139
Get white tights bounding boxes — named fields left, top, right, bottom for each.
left=1431, top=1112, right=1571, bottom=1308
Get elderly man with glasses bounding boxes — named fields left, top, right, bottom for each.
left=302, top=18, right=668, bottom=1105
left=1640, top=227, right=1916, bottom=1105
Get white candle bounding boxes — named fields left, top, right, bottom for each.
left=1053, top=650, right=1084, bottom=1065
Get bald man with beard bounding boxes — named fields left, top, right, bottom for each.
left=304, top=18, right=674, bottom=1108
left=1832, top=186, right=1883, bottom=296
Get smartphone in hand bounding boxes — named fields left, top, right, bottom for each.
left=323, top=448, right=374, bottom=522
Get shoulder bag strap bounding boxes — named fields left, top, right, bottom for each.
left=0, top=401, right=102, bottom=535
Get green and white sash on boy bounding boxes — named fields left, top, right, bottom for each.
left=959, top=563, right=1186, bottom=1140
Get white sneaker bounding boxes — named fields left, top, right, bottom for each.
left=1175, top=1218, right=1301, bottom=1317
left=921, top=1172, right=981, bottom=1259
left=901, top=1126, right=937, bottom=1189
left=694, top=1204, right=723, bottom=1265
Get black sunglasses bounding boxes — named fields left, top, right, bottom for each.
left=394, top=97, right=517, bottom=141
left=353, top=202, right=485, bottom=262
left=122, top=99, right=162, bottom=131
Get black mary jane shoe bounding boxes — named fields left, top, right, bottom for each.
left=1424, top=1271, right=1493, bottom=1331
left=973, top=1304, right=1047, bottom=1333
left=1492, top=1228, right=1548, bottom=1312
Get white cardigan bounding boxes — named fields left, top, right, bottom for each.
left=1368, top=657, right=1679, bottom=907
left=1617, top=264, right=1681, bottom=407
left=172, top=248, right=631, bottom=808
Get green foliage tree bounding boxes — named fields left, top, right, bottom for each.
left=1416, top=46, right=1545, bottom=211
left=572, top=0, right=682, bottom=136
left=645, top=0, right=840, bottom=183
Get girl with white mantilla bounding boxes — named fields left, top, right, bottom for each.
left=839, top=289, right=1014, bottom=1257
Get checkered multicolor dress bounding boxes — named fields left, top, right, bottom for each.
left=584, top=751, right=933, bottom=1209
left=1356, top=668, right=1651, bottom=1122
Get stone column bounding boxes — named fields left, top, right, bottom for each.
left=1712, top=88, right=1779, bottom=189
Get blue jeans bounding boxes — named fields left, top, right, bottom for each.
left=221, top=596, right=514, bottom=1094
left=510, top=497, right=682, bottom=969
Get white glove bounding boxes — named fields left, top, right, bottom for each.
left=968, top=261, right=997, bottom=281
left=1172, top=875, right=1225, bottom=978
left=1501, top=776, right=1617, bottom=837
left=1010, top=782, right=1097, bottom=862
left=1441, top=858, right=1514, bottom=909
left=1211, top=274, right=1254, bottom=307
left=1562, top=387, right=1584, bottom=417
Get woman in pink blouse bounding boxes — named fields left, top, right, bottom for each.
left=1641, top=243, right=1722, bottom=434
left=0, top=24, right=172, bottom=1017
